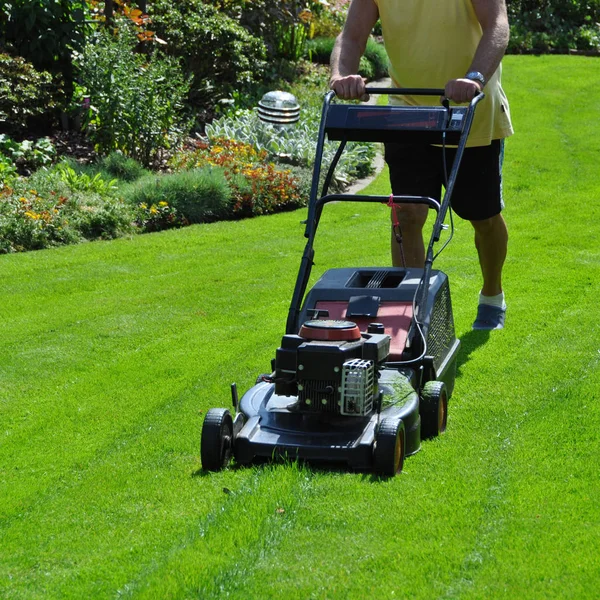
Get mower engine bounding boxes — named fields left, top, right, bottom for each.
left=273, top=319, right=390, bottom=416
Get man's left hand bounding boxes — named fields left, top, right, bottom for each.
left=444, top=78, right=483, bottom=103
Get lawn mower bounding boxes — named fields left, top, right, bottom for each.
left=201, top=87, right=483, bottom=476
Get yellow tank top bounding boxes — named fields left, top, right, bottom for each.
left=373, top=0, right=513, bottom=146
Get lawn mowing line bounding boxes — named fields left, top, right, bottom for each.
left=119, top=463, right=316, bottom=599
left=438, top=435, right=513, bottom=599
left=439, top=327, right=600, bottom=597
left=0, top=374, right=208, bottom=533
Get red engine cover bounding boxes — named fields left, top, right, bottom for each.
left=299, top=319, right=361, bottom=342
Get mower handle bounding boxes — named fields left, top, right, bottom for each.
left=365, top=87, right=447, bottom=97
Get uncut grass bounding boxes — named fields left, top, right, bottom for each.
left=0, top=55, right=599, bottom=599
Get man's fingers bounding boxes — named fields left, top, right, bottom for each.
left=330, top=75, right=367, bottom=100
left=444, top=78, right=481, bottom=103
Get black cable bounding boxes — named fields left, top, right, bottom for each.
left=433, top=129, right=455, bottom=262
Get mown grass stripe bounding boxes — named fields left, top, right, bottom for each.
left=122, top=464, right=316, bottom=599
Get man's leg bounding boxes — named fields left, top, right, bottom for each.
left=471, top=213, right=508, bottom=329
left=391, top=204, right=429, bottom=267
left=471, top=213, right=508, bottom=296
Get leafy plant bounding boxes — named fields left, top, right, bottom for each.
left=54, top=162, right=118, bottom=195
left=75, top=26, right=190, bottom=166
left=311, top=0, right=350, bottom=38
left=0, top=135, right=57, bottom=174
left=0, top=154, right=18, bottom=187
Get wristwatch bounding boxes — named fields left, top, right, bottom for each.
left=465, top=71, right=486, bottom=88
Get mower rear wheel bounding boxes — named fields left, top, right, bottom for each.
left=201, top=408, right=234, bottom=471
left=420, top=381, right=448, bottom=439
left=374, top=418, right=405, bottom=477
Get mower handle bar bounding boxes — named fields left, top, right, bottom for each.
left=315, top=194, right=441, bottom=213
left=286, top=87, right=484, bottom=335
left=364, top=87, right=447, bottom=97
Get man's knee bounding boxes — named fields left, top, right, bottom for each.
left=393, top=204, right=428, bottom=230
left=470, top=213, right=506, bottom=236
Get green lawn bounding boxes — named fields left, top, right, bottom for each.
left=1, top=55, right=599, bottom=599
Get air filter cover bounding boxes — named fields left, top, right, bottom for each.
left=299, top=319, right=361, bottom=341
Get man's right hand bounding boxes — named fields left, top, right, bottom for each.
left=329, top=75, right=369, bottom=101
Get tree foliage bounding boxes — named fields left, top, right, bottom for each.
left=148, top=0, right=267, bottom=113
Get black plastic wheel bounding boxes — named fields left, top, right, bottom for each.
left=420, top=381, right=448, bottom=439
left=373, top=418, right=405, bottom=477
left=201, top=408, right=234, bottom=471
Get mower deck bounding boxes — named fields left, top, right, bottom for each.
left=235, top=369, right=421, bottom=470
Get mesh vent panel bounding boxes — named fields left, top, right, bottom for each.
left=427, top=280, right=455, bottom=371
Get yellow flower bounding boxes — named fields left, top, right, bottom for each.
left=140, top=202, right=148, bottom=209
left=150, top=206, right=158, bottom=215
left=158, top=201, right=168, bottom=207
left=24, top=211, right=40, bottom=220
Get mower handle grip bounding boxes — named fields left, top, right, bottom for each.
left=365, top=87, right=447, bottom=96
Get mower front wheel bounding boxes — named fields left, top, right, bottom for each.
left=420, top=381, right=448, bottom=439
left=201, top=408, right=234, bottom=471
left=374, top=418, right=405, bottom=477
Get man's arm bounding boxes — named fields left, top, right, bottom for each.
left=445, top=0, right=510, bottom=103
left=329, top=0, right=379, bottom=99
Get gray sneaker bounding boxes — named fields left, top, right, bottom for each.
left=472, top=304, right=506, bottom=330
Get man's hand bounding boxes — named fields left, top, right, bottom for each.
left=329, top=74, right=369, bottom=101
left=444, top=78, right=483, bottom=103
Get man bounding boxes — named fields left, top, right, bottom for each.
left=330, top=0, right=514, bottom=330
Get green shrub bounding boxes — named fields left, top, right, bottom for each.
left=506, top=0, right=600, bottom=53
left=306, top=37, right=336, bottom=64
left=99, top=153, right=146, bottom=182
left=66, top=194, right=134, bottom=241
left=75, top=26, right=190, bottom=166
left=364, top=39, right=389, bottom=79
left=0, top=54, right=63, bottom=134
left=123, top=168, right=232, bottom=224
left=358, top=56, right=375, bottom=81
left=203, top=0, right=312, bottom=61
left=149, top=0, right=267, bottom=113
left=0, top=0, right=88, bottom=89
left=306, top=36, right=387, bottom=79
left=311, top=0, right=349, bottom=38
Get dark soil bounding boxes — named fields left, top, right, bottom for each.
left=50, top=131, right=98, bottom=164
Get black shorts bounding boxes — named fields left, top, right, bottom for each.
left=384, top=140, right=505, bottom=221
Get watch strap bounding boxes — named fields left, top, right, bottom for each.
left=465, top=71, right=486, bottom=87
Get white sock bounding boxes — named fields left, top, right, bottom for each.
left=479, top=291, right=506, bottom=310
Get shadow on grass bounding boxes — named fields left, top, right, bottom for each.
left=456, top=328, right=491, bottom=376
